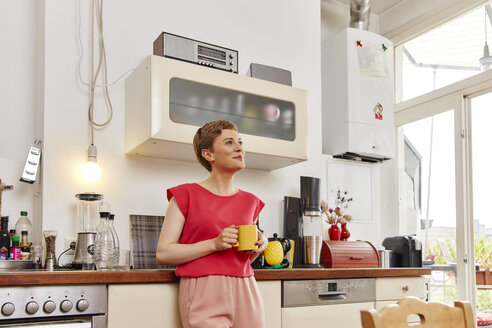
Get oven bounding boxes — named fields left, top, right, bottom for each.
left=0, top=285, right=106, bottom=327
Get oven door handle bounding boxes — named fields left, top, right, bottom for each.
left=318, top=291, right=347, bottom=300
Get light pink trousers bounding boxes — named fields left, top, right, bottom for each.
left=179, top=275, right=265, bottom=328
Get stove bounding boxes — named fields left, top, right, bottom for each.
left=0, top=284, right=107, bottom=327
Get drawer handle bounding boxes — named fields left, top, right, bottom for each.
left=350, top=256, right=363, bottom=260
left=402, top=285, right=409, bottom=292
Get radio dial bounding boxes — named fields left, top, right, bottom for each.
left=229, top=54, right=234, bottom=59
left=76, top=299, right=89, bottom=311
left=43, top=300, right=56, bottom=313
left=26, top=301, right=39, bottom=314
left=1, top=302, right=15, bottom=316
left=60, top=300, right=73, bottom=312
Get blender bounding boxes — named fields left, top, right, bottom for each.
left=73, top=193, right=105, bottom=269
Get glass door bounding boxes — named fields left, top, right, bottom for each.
left=398, top=109, right=458, bottom=305
left=469, top=93, right=492, bottom=316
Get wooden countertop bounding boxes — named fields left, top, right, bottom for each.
left=0, top=268, right=431, bottom=286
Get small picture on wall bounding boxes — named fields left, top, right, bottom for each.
left=327, top=161, right=373, bottom=223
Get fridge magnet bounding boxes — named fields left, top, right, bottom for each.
left=356, top=40, right=362, bottom=47
left=382, top=43, right=387, bottom=51
left=373, top=102, right=383, bottom=120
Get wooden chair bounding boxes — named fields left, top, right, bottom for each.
left=360, top=296, right=475, bottom=328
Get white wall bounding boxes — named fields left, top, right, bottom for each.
left=1, top=0, right=396, bottom=262
left=39, top=0, right=327, bottom=259
left=0, top=1, right=44, bottom=243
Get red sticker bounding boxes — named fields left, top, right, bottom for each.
left=375, top=113, right=383, bottom=120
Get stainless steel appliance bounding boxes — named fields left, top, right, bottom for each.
left=73, top=232, right=96, bottom=270
left=282, top=278, right=375, bottom=328
left=153, top=32, right=238, bottom=73
left=0, top=285, right=107, bottom=327
left=382, top=235, right=422, bottom=267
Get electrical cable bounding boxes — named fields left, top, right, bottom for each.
left=57, top=242, right=76, bottom=267
left=77, top=0, right=134, bottom=145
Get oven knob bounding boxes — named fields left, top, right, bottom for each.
left=76, top=299, right=89, bottom=312
left=1, top=302, right=15, bottom=316
left=43, top=300, right=56, bottom=313
left=60, top=300, right=73, bottom=312
left=26, top=301, right=39, bottom=314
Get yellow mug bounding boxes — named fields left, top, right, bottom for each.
left=234, top=225, right=258, bottom=251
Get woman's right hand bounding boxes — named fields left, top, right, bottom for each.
left=213, top=225, right=238, bottom=251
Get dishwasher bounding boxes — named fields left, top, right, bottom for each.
left=282, top=278, right=375, bottom=328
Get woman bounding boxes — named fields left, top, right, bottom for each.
left=156, top=120, right=267, bottom=328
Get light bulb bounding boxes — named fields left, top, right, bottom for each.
left=81, top=145, right=101, bottom=182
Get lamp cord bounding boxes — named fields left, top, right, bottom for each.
left=77, top=0, right=134, bottom=145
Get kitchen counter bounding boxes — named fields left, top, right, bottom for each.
left=0, top=267, right=431, bottom=286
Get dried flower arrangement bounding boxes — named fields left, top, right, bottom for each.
left=321, top=190, right=353, bottom=225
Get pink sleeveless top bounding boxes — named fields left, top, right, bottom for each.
left=167, top=183, right=264, bottom=277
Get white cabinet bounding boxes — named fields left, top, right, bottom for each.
left=107, top=281, right=280, bottom=328
left=259, top=281, right=282, bottom=328
left=374, top=277, right=427, bottom=324
left=107, top=284, right=181, bottom=328
left=125, top=55, right=308, bottom=171
left=281, top=302, right=374, bottom=328
left=321, top=28, right=395, bottom=160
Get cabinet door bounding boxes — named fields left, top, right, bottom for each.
left=375, top=277, right=426, bottom=301
left=281, top=302, right=374, bottom=328
left=107, top=284, right=181, bottom=328
left=258, top=281, right=281, bottom=328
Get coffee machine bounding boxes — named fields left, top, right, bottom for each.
left=284, top=176, right=323, bottom=268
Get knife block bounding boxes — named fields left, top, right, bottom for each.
left=320, top=240, right=379, bottom=268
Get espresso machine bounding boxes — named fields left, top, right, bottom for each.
left=73, top=193, right=106, bottom=269
left=284, top=176, right=323, bottom=268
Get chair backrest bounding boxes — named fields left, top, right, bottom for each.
left=360, top=296, right=475, bottom=328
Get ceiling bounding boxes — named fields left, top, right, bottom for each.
left=337, top=0, right=406, bottom=15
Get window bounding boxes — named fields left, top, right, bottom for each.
left=397, top=4, right=491, bottom=102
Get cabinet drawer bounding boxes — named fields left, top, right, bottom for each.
left=375, top=277, right=425, bottom=300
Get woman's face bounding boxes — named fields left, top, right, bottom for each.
left=204, top=129, right=245, bottom=172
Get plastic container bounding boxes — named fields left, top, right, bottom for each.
left=94, top=212, right=116, bottom=270
left=108, top=214, right=120, bottom=269
left=15, top=211, right=32, bottom=243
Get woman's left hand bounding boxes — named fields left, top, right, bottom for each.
left=247, top=230, right=268, bottom=256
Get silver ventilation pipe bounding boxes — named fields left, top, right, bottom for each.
left=350, top=0, right=371, bottom=30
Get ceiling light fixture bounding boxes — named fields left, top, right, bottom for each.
left=480, top=7, right=492, bottom=71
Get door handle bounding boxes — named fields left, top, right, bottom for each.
left=318, top=291, right=347, bottom=301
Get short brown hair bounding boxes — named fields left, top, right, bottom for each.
left=193, top=120, right=238, bottom=172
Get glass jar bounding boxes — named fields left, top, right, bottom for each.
left=43, top=230, right=57, bottom=259
left=30, top=243, right=43, bottom=269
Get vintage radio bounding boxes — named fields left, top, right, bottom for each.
left=153, top=32, right=238, bottom=73
left=320, top=240, right=379, bottom=268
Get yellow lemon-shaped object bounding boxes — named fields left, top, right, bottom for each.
left=264, top=241, right=284, bottom=266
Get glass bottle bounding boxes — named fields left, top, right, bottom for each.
left=94, top=212, right=115, bottom=270
left=0, top=217, right=10, bottom=260
left=9, top=229, right=15, bottom=248
left=108, top=214, right=120, bottom=269
left=20, top=231, right=31, bottom=260
left=15, top=211, right=32, bottom=243
left=10, top=235, right=20, bottom=260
